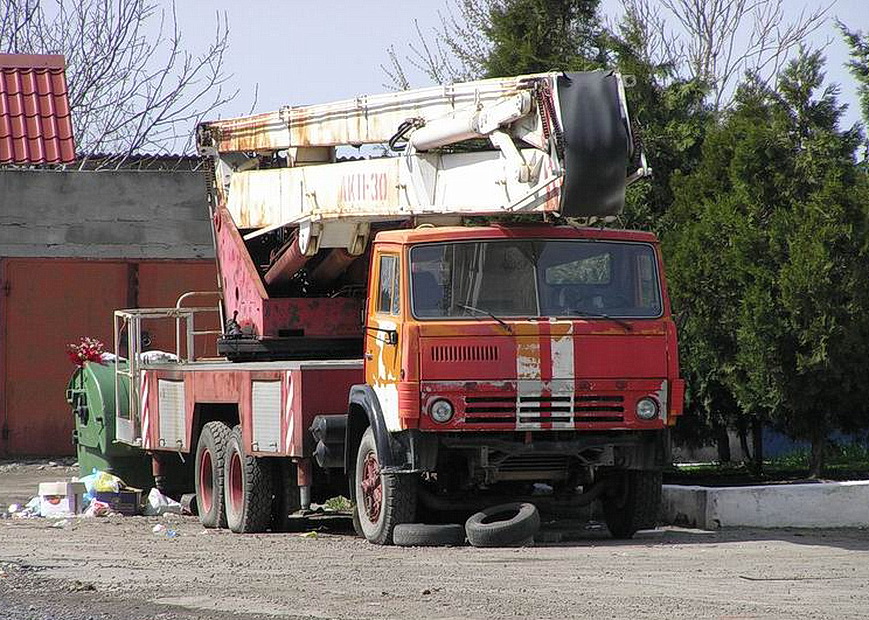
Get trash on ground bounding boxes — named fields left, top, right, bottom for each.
left=78, top=470, right=125, bottom=495
left=94, top=488, right=142, bottom=516
left=67, top=579, right=96, bottom=592
left=82, top=500, right=112, bottom=518
left=38, top=481, right=87, bottom=517
left=299, top=531, right=319, bottom=539
left=143, top=488, right=183, bottom=516
left=50, top=519, right=70, bottom=528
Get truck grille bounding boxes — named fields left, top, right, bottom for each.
left=463, top=394, right=625, bottom=425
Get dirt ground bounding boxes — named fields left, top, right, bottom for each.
left=2, top=462, right=869, bottom=620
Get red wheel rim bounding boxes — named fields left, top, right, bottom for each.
left=228, top=450, right=242, bottom=514
left=198, top=448, right=213, bottom=514
left=360, top=450, right=382, bottom=523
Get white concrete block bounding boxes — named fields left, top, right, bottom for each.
left=663, top=481, right=869, bottom=529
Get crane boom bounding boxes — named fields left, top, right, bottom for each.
left=197, top=70, right=648, bottom=255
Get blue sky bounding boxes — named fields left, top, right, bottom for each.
left=175, top=0, right=868, bottom=128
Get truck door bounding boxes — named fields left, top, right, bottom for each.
left=365, top=250, right=403, bottom=431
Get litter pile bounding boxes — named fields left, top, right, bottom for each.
left=2, top=469, right=184, bottom=521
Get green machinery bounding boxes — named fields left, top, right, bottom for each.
left=66, top=360, right=154, bottom=490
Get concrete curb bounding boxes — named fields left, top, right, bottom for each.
left=662, top=481, right=869, bottom=529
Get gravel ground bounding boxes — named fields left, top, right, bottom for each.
left=2, top=462, right=869, bottom=620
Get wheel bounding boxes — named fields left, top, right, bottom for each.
left=224, top=425, right=274, bottom=533
left=271, top=460, right=301, bottom=532
left=353, top=427, right=416, bottom=545
left=602, top=469, right=662, bottom=539
left=465, top=502, right=541, bottom=547
left=393, top=523, right=466, bottom=547
left=194, top=421, right=231, bottom=528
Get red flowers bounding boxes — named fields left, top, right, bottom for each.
left=67, top=337, right=106, bottom=367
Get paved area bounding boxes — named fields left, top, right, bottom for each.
left=2, top=461, right=868, bottom=619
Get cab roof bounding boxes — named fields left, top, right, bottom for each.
left=374, top=224, right=659, bottom=246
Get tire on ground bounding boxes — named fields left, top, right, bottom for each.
left=353, top=426, right=416, bottom=545
left=465, top=502, right=541, bottom=547
left=602, top=469, right=662, bottom=539
left=194, top=421, right=231, bottom=529
left=393, top=523, right=466, bottom=547
left=224, top=425, right=274, bottom=533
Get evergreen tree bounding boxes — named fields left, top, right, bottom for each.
left=482, top=0, right=605, bottom=77
left=664, top=50, right=869, bottom=476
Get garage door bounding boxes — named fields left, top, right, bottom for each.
left=0, top=258, right=218, bottom=456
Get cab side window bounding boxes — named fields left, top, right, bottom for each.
left=377, top=255, right=400, bottom=315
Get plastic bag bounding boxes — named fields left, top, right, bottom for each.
left=143, top=488, right=183, bottom=516
left=78, top=470, right=125, bottom=495
left=83, top=500, right=111, bottom=518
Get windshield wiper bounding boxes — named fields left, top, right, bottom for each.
left=569, top=310, right=633, bottom=331
left=458, top=303, right=513, bottom=335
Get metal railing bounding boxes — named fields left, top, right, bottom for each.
left=112, top=292, right=222, bottom=447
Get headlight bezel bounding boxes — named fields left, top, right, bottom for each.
left=429, top=398, right=455, bottom=423
left=636, top=397, right=660, bottom=420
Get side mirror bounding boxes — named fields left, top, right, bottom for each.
left=386, top=330, right=398, bottom=346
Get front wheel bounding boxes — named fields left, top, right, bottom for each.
left=353, top=427, right=416, bottom=545
left=602, top=469, right=662, bottom=539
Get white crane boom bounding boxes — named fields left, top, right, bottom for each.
left=197, top=70, right=648, bottom=255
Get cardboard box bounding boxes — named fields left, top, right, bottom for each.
left=93, top=488, right=142, bottom=516
left=38, top=481, right=87, bottom=517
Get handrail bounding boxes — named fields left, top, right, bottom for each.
left=112, top=293, right=222, bottom=446
left=174, top=291, right=222, bottom=361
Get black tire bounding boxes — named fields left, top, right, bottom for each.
left=465, top=502, right=540, bottom=547
left=354, top=427, right=416, bottom=545
left=224, top=425, right=274, bottom=533
left=271, top=460, right=301, bottom=532
left=194, top=421, right=231, bottom=529
left=393, top=523, right=466, bottom=547
left=602, top=469, right=662, bottom=539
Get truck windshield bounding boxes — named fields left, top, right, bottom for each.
left=409, top=239, right=662, bottom=320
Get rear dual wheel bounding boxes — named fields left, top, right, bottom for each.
left=224, top=425, right=274, bottom=533
left=195, top=421, right=231, bottom=529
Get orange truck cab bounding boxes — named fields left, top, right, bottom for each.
left=335, top=224, right=683, bottom=542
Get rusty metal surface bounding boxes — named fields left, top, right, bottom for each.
left=261, top=297, right=363, bottom=338
left=0, top=54, right=75, bottom=165
left=200, top=73, right=552, bottom=153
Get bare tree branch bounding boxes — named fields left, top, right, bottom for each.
left=651, top=0, right=833, bottom=109
left=382, top=0, right=493, bottom=89
left=0, top=0, right=237, bottom=167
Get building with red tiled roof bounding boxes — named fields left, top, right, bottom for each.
left=0, top=53, right=75, bottom=165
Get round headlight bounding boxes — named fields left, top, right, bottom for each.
left=636, top=397, right=660, bottom=420
left=429, top=399, right=454, bottom=423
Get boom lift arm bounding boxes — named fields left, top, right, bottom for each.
left=195, top=70, right=650, bottom=358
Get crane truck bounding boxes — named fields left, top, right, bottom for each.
left=107, top=70, right=684, bottom=543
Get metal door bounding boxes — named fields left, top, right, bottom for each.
left=0, top=259, right=128, bottom=456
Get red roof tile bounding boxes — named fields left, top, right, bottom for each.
left=0, top=54, right=75, bottom=165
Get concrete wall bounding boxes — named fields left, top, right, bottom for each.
left=663, top=481, right=869, bottom=529
left=0, top=169, right=214, bottom=259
